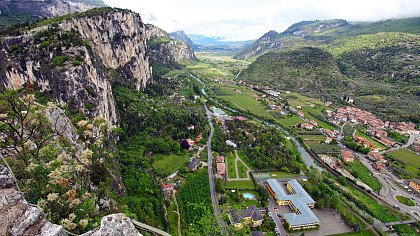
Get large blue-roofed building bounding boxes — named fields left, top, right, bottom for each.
left=266, top=179, right=320, bottom=230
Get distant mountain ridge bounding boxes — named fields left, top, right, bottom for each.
left=169, top=30, right=196, bottom=48
left=234, top=17, right=420, bottom=59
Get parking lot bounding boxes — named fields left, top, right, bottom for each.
left=289, top=208, right=354, bottom=236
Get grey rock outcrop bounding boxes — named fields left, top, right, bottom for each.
left=146, top=24, right=196, bottom=64
left=0, top=165, right=67, bottom=236
left=81, top=214, right=142, bottom=236
left=0, top=0, right=106, bottom=18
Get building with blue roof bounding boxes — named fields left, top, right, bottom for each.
left=266, top=179, right=319, bottom=230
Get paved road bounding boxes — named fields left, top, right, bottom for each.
left=380, top=134, right=420, bottom=155
left=205, top=105, right=227, bottom=235
left=131, top=219, right=171, bottom=236
left=268, top=196, right=288, bottom=236
left=338, top=142, right=420, bottom=221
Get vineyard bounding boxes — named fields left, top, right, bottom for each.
left=178, top=170, right=213, bottom=228
left=344, top=160, right=382, bottom=192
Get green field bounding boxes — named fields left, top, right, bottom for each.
left=393, top=224, right=419, bottom=236
left=346, top=187, right=405, bottom=222
left=330, top=230, right=375, bottom=236
left=225, top=180, right=256, bottom=190
left=387, top=149, right=420, bottom=168
left=167, top=201, right=179, bottom=235
left=386, top=149, right=420, bottom=178
left=281, top=92, right=327, bottom=108
left=227, top=153, right=237, bottom=178
left=396, top=195, right=416, bottom=207
left=302, top=135, right=327, bottom=142
left=211, top=83, right=273, bottom=118
left=237, top=161, right=248, bottom=178
left=153, top=154, right=190, bottom=176
left=268, top=172, right=301, bottom=178
left=355, top=131, right=387, bottom=150
left=345, top=160, right=382, bottom=192
left=278, top=114, right=304, bottom=127
left=301, top=106, right=336, bottom=131
left=237, top=150, right=256, bottom=170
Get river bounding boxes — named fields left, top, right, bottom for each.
left=190, top=73, right=322, bottom=171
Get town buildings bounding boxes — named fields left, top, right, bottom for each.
left=188, top=159, right=202, bottom=172
left=266, top=179, right=319, bottom=230
left=409, top=180, right=420, bottom=193
left=341, top=149, right=354, bottom=163
left=217, top=162, right=226, bottom=178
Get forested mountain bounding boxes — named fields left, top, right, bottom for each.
left=239, top=17, right=420, bottom=122
left=0, top=0, right=107, bottom=30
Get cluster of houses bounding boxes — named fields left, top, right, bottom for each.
left=328, top=106, right=418, bottom=136
left=367, top=152, right=387, bottom=171
left=216, top=155, right=226, bottom=178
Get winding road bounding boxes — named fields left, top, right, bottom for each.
left=205, top=105, right=227, bottom=235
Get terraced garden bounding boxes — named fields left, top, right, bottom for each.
left=344, top=160, right=382, bottom=192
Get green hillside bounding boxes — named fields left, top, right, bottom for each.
left=239, top=30, right=420, bottom=122
left=240, top=47, right=353, bottom=95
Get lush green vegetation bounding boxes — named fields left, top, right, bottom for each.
left=241, top=47, right=349, bottom=96
left=152, top=154, right=190, bottom=177
left=393, top=224, right=419, bottom=236
left=1, top=91, right=121, bottom=233
left=0, top=11, right=38, bottom=31
left=344, top=187, right=404, bottom=222
left=148, top=36, right=172, bottom=49
left=330, top=230, right=376, bottom=236
left=386, top=149, right=420, bottom=179
left=345, top=160, right=382, bottom=192
left=178, top=170, right=217, bottom=235
left=388, top=131, right=409, bottom=144
left=210, top=83, right=273, bottom=119
left=225, top=180, right=256, bottom=190
left=278, top=114, right=304, bottom=128
left=227, top=153, right=237, bottom=178
left=395, top=195, right=416, bottom=207
left=237, top=161, right=248, bottom=178
left=225, top=120, right=304, bottom=173
left=343, top=136, right=371, bottom=154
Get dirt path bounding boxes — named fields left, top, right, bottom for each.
left=173, top=195, right=181, bottom=236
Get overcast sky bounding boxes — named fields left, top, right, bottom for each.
left=103, top=0, right=420, bottom=41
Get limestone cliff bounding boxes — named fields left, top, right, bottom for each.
left=61, top=10, right=152, bottom=90
left=145, top=24, right=196, bottom=64
left=0, top=9, right=154, bottom=123
left=0, top=0, right=106, bottom=18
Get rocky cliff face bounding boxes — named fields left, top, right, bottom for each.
left=145, top=24, right=196, bottom=64
left=61, top=11, right=152, bottom=90
left=0, top=165, right=141, bottom=236
left=0, top=0, right=106, bottom=18
left=0, top=165, right=67, bottom=236
left=0, top=9, right=155, bottom=123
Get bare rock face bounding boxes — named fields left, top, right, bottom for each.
left=0, top=0, right=106, bottom=18
left=0, top=166, right=67, bottom=236
left=61, top=11, right=153, bottom=90
left=145, top=24, right=196, bottom=64
left=81, top=214, right=142, bottom=236
left=0, top=34, right=118, bottom=123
